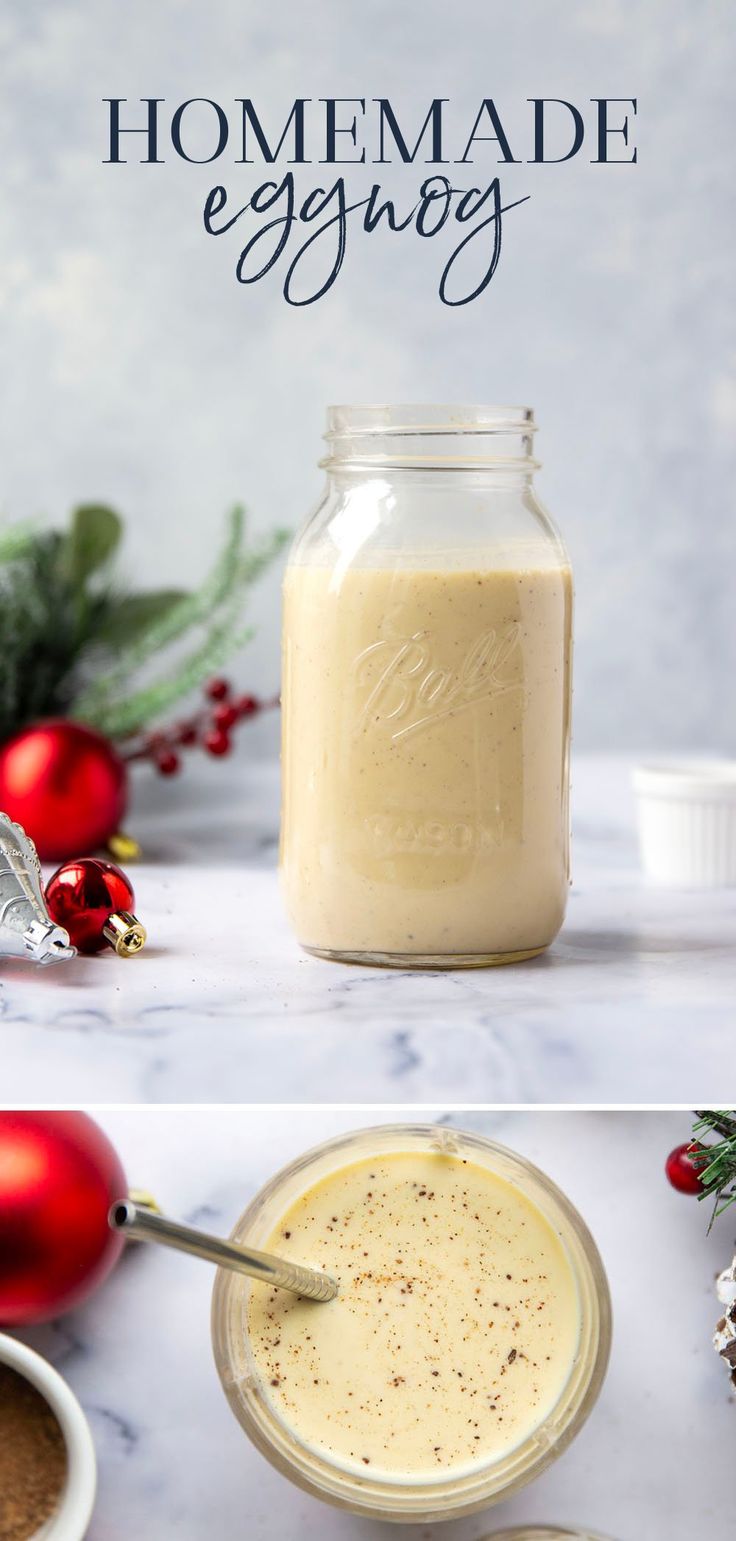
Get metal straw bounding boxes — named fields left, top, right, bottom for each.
left=110, top=1199, right=338, bottom=1303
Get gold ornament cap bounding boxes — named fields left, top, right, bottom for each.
left=108, top=831, right=142, bottom=862
left=102, top=909, right=147, bottom=957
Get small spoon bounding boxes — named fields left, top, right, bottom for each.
left=109, top=1199, right=338, bottom=1303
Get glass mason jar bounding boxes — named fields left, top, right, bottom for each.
left=211, top=1124, right=611, bottom=1524
left=481, top=1530, right=614, bottom=1540
left=280, top=405, right=573, bottom=968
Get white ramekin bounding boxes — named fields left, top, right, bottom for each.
left=0, top=1332, right=97, bottom=1540
left=632, top=760, right=736, bottom=887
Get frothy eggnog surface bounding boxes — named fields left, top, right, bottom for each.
left=247, top=1151, right=580, bottom=1480
left=281, top=552, right=572, bottom=961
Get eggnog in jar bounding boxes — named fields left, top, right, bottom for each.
left=281, top=406, right=573, bottom=966
left=211, top=1125, right=611, bottom=1522
left=247, top=1146, right=580, bottom=1477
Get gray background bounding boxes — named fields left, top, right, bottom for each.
left=1, top=0, right=733, bottom=751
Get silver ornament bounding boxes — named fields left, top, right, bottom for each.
left=0, top=812, right=76, bottom=965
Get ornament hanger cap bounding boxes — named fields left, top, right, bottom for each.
left=102, top=910, right=147, bottom=958
left=24, top=918, right=77, bottom=965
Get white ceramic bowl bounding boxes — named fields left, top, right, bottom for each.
left=0, top=1332, right=96, bottom=1540
left=633, top=759, right=736, bottom=887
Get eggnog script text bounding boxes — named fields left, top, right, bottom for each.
left=103, top=96, right=638, bottom=306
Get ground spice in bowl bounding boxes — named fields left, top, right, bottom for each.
left=0, top=1363, right=67, bottom=1541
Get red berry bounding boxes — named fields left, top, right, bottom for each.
left=237, top=693, right=259, bottom=717
left=665, top=1142, right=706, bottom=1195
left=206, top=677, right=230, bottom=702
left=213, top=703, right=238, bottom=730
left=203, top=728, right=231, bottom=757
left=177, top=722, right=198, bottom=746
left=156, top=749, right=180, bottom=776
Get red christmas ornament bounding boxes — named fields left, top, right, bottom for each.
left=665, top=1141, right=707, bottom=1195
left=0, top=1112, right=127, bottom=1325
left=45, top=857, right=147, bottom=957
left=0, top=720, right=127, bottom=861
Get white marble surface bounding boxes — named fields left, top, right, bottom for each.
left=1, top=755, right=734, bottom=1105
left=15, top=1109, right=734, bottom=1540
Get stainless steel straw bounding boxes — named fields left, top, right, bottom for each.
left=109, top=1199, right=338, bottom=1303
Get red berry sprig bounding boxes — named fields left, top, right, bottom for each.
left=122, top=679, right=278, bottom=774
left=665, top=1142, right=707, bottom=1196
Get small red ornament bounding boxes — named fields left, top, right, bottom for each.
left=0, top=720, right=127, bottom=861
left=665, top=1141, right=707, bottom=1195
left=0, top=1112, right=127, bottom=1325
left=46, top=857, right=147, bottom=957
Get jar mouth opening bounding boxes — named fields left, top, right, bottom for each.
left=326, top=404, right=536, bottom=439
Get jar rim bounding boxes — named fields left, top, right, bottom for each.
left=479, top=1529, right=614, bottom=1540
left=326, top=404, right=536, bottom=438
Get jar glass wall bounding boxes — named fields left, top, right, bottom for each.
left=211, top=1124, right=610, bottom=1523
left=480, top=1529, right=614, bottom=1540
left=280, top=405, right=573, bottom=968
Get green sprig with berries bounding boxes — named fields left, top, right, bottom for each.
left=0, top=503, right=289, bottom=745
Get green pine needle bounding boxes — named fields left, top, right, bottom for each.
left=75, top=513, right=289, bottom=737
left=692, top=1111, right=736, bottom=1230
left=0, top=524, right=36, bottom=562
left=76, top=505, right=249, bottom=708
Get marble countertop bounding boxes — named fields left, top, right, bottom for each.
left=1, top=754, right=734, bottom=1104
left=16, top=1109, right=734, bottom=1541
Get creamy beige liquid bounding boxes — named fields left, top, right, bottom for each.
left=281, top=556, right=572, bottom=960
left=247, top=1151, right=580, bottom=1480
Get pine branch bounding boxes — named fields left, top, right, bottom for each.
left=692, top=1111, right=736, bottom=1230
left=72, top=505, right=249, bottom=711
left=73, top=516, right=289, bottom=736
left=0, top=528, right=113, bottom=738
left=0, top=505, right=290, bottom=745
left=82, top=611, right=254, bottom=739
left=0, top=524, right=36, bottom=562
